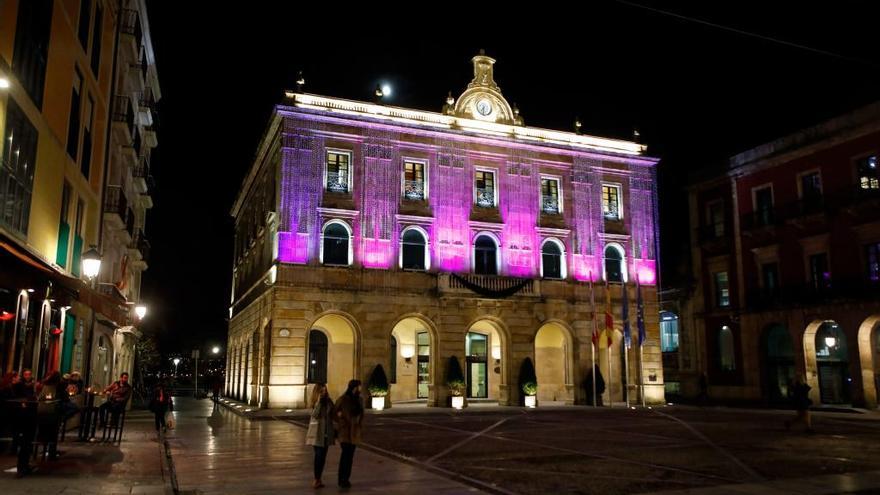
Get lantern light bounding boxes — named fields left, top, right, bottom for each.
left=825, top=336, right=837, bottom=348
left=82, top=248, right=102, bottom=280
left=135, top=304, right=147, bottom=319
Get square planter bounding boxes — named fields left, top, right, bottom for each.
left=451, top=396, right=464, bottom=410
left=524, top=395, right=537, bottom=408
left=371, top=396, right=386, bottom=411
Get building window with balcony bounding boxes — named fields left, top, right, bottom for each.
left=660, top=311, right=679, bottom=352
left=1, top=100, right=39, bottom=236
left=541, top=177, right=561, bottom=214
left=753, top=185, right=774, bottom=227
left=321, top=221, right=352, bottom=266
left=706, top=200, right=725, bottom=238
left=809, top=252, right=830, bottom=290
left=541, top=238, right=565, bottom=279
left=603, top=243, right=626, bottom=283
left=714, top=271, right=730, bottom=308
left=602, top=184, right=622, bottom=220
left=858, top=155, right=879, bottom=190
left=325, top=150, right=351, bottom=193
left=866, top=242, right=880, bottom=284
left=718, top=324, right=736, bottom=371
left=400, top=227, right=428, bottom=271
left=403, top=160, right=426, bottom=201
left=473, top=234, right=499, bottom=275
left=475, top=170, right=496, bottom=207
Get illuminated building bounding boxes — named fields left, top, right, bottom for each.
left=226, top=53, right=663, bottom=408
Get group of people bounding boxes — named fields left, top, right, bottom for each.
left=306, top=379, right=364, bottom=489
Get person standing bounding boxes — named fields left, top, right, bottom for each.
left=333, top=380, right=363, bottom=489
left=13, top=369, right=36, bottom=399
left=149, top=382, right=174, bottom=435
left=305, top=383, right=335, bottom=489
left=786, top=375, right=814, bottom=433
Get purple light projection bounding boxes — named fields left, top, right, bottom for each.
left=274, top=110, right=659, bottom=284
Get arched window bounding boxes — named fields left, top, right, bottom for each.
left=322, top=221, right=351, bottom=266
left=541, top=239, right=565, bottom=279
left=473, top=235, right=498, bottom=275
left=604, top=244, right=626, bottom=282
left=400, top=227, right=428, bottom=271
left=307, top=330, right=328, bottom=384
left=660, top=311, right=679, bottom=352
left=719, top=325, right=736, bottom=371
left=390, top=336, right=397, bottom=383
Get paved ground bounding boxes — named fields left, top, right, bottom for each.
left=0, top=408, right=169, bottom=494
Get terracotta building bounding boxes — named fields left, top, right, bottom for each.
left=226, top=54, right=663, bottom=409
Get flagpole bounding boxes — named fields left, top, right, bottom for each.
left=605, top=280, right=612, bottom=408
left=638, top=277, right=647, bottom=408
left=623, top=335, right=630, bottom=408
left=589, top=271, right=597, bottom=407
left=622, top=280, right=630, bottom=408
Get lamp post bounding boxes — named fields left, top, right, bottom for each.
left=81, top=247, right=102, bottom=389
left=135, top=304, right=147, bottom=320
left=173, top=357, right=180, bottom=377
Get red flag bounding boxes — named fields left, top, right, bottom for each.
left=590, top=274, right=600, bottom=347
left=604, top=281, right=614, bottom=346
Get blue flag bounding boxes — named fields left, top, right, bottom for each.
left=621, top=281, right=631, bottom=349
left=637, top=280, right=646, bottom=346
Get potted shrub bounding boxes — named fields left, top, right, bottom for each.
left=519, top=357, right=538, bottom=408
left=446, top=356, right=466, bottom=409
left=367, top=364, right=389, bottom=410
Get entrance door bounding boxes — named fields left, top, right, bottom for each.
left=466, top=332, right=488, bottom=398
left=417, top=332, right=429, bottom=399
left=764, top=325, right=795, bottom=405
left=815, top=322, right=850, bottom=404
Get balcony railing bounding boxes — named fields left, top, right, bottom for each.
left=745, top=278, right=880, bottom=310
left=740, top=207, right=779, bottom=231
left=475, top=187, right=494, bottom=207
left=139, top=88, right=156, bottom=113
left=441, top=273, right=540, bottom=297
left=404, top=180, right=424, bottom=200
left=112, top=95, right=134, bottom=139
left=132, top=129, right=142, bottom=157
left=133, top=155, right=149, bottom=179
left=130, top=229, right=150, bottom=261
left=125, top=208, right=135, bottom=239
left=541, top=195, right=559, bottom=214
left=697, top=222, right=727, bottom=242
left=103, top=185, right=128, bottom=219
left=120, top=9, right=142, bottom=52
left=325, top=171, right=349, bottom=193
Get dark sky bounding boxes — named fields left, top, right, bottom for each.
left=141, top=3, right=880, bottom=355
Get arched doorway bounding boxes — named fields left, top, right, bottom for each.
left=466, top=320, right=505, bottom=401
left=763, top=324, right=795, bottom=405
left=857, top=315, right=880, bottom=409
left=389, top=317, right=437, bottom=404
left=534, top=322, right=574, bottom=404
left=815, top=321, right=850, bottom=405
left=308, top=314, right=357, bottom=400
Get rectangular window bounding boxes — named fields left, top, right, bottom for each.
left=403, top=160, right=425, bottom=200
left=858, top=155, right=879, bottom=190
left=66, top=69, right=83, bottom=161
left=71, top=199, right=85, bottom=277
left=81, top=95, right=94, bottom=178
left=541, top=178, right=560, bottom=214
left=799, top=171, right=822, bottom=199
left=475, top=170, right=495, bottom=207
left=90, top=3, right=103, bottom=74
left=77, top=0, right=92, bottom=48
left=761, top=262, right=779, bottom=293
left=602, top=184, right=622, bottom=220
left=55, top=182, right=72, bottom=267
left=12, top=0, right=54, bottom=109
left=809, top=252, right=830, bottom=290
left=714, top=271, right=730, bottom=308
left=660, top=317, right=679, bottom=353
left=707, top=200, right=725, bottom=237
left=753, top=185, right=774, bottom=226
left=325, top=150, right=350, bottom=193
left=866, top=242, right=880, bottom=284
left=0, top=99, right=39, bottom=236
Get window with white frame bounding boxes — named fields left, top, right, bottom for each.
left=403, top=160, right=426, bottom=201
left=475, top=170, right=496, bottom=207
left=321, top=221, right=352, bottom=266
left=602, top=184, right=622, bottom=220
left=660, top=311, right=679, bottom=352
left=718, top=324, right=736, bottom=371
left=541, top=238, right=565, bottom=279
left=541, top=177, right=561, bottom=214
left=858, top=155, right=879, bottom=190
left=473, top=234, right=498, bottom=275
left=714, top=271, right=730, bottom=307
left=325, top=150, right=351, bottom=193
left=603, top=243, right=625, bottom=282
left=400, top=227, right=428, bottom=271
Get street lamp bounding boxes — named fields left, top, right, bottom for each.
left=212, top=346, right=220, bottom=355
left=173, top=357, right=181, bottom=376
left=825, top=336, right=837, bottom=348
left=135, top=304, right=147, bottom=320
left=82, top=247, right=102, bottom=280
left=0, top=77, right=10, bottom=89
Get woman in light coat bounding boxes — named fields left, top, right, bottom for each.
left=305, top=383, right=335, bottom=488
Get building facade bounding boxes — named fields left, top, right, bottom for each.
left=226, top=54, right=663, bottom=409
left=0, top=0, right=158, bottom=389
left=685, top=102, right=880, bottom=407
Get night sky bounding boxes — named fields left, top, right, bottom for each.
left=140, top=3, right=879, bottom=356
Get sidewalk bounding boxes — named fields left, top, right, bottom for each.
left=641, top=469, right=880, bottom=495
left=0, top=409, right=171, bottom=494
left=167, top=397, right=485, bottom=494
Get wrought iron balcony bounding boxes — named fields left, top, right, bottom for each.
left=697, top=222, right=727, bottom=242
left=119, top=9, right=142, bottom=52
left=603, top=205, right=621, bottom=221
left=745, top=278, right=880, bottom=310
left=112, top=95, right=134, bottom=139
left=475, top=188, right=494, bottom=207
left=130, top=229, right=151, bottom=262
left=103, top=185, right=128, bottom=219
left=404, top=180, right=425, bottom=200
left=325, top=171, right=349, bottom=193
left=740, top=207, right=779, bottom=231
left=439, top=273, right=540, bottom=298
left=541, top=195, right=559, bottom=214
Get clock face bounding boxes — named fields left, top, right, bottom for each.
left=475, top=99, right=493, bottom=116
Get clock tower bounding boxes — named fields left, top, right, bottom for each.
left=451, top=51, right=521, bottom=125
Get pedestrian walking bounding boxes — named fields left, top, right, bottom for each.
left=149, top=382, right=174, bottom=436
left=583, top=365, right=605, bottom=406
left=785, top=375, right=814, bottom=433
left=305, top=383, right=335, bottom=489
left=333, top=379, right=363, bottom=489
left=212, top=377, right=221, bottom=403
